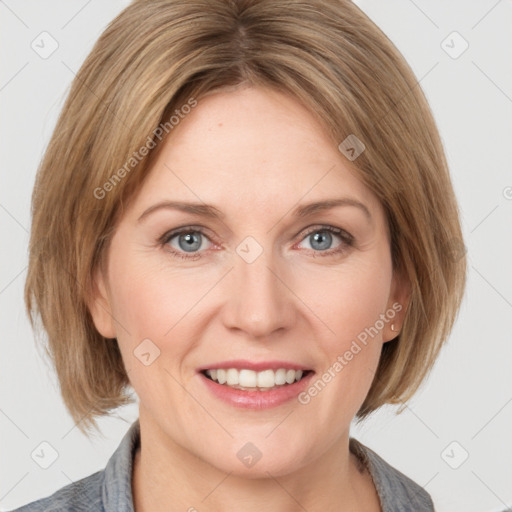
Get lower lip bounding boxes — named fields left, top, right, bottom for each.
left=198, top=371, right=315, bottom=410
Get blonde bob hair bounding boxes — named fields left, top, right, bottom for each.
left=25, top=0, right=466, bottom=434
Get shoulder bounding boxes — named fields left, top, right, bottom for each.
left=10, top=419, right=140, bottom=512
left=9, top=471, right=104, bottom=512
left=349, top=437, right=435, bottom=512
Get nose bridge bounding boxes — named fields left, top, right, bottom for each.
left=222, top=237, right=294, bottom=338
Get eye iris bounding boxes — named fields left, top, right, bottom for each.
left=310, top=231, right=332, bottom=251
left=178, top=232, right=201, bottom=252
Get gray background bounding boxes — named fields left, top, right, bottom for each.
left=1, top=1, right=511, bottom=510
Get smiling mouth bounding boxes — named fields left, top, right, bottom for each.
left=201, top=368, right=313, bottom=391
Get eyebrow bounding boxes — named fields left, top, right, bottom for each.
left=137, top=197, right=372, bottom=223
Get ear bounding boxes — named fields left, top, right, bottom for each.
left=383, top=267, right=411, bottom=343
left=86, top=265, right=117, bottom=339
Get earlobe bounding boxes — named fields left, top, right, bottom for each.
left=384, top=269, right=411, bottom=343
left=87, top=267, right=117, bottom=339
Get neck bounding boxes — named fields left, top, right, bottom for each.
left=131, top=409, right=379, bottom=512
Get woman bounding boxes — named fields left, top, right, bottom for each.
left=17, top=0, right=466, bottom=510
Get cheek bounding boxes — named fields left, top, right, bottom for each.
left=297, top=256, right=393, bottom=417
left=300, top=251, right=393, bottom=352
left=107, top=248, right=212, bottom=358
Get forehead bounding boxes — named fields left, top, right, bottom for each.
left=128, top=86, right=382, bottom=222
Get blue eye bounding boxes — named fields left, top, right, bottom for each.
left=174, top=232, right=203, bottom=252
left=159, top=225, right=354, bottom=260
left=162, top=228, right=211, bottom=259
left=297, top=226, right=354, bottom=256
left=307, top=230, right=334, bottom=251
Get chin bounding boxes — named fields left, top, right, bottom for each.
left=201, top=442, right=310, bottom=479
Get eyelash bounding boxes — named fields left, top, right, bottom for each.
left=158, top=225, right=354, bottom=260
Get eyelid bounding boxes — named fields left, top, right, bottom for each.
left=159, top=225, right=218, bottom=245
left=297, top=224, right=353, bottom=242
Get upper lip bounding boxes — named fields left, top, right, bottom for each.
left=198, top=359, right=313, bottom=372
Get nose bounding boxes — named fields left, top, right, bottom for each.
left=220, top=244, right=297, bottom=339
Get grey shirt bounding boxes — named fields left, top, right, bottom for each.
left=11, top=418, right=434, bottom=511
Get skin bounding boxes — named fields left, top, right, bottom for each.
left=89, top=85, right=410, bottom=512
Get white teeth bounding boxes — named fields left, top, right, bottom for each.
left=217, top=369, right=227, bottom=384
left=257, top=369, right=274, bottom=388
left=204, top=368, right=307, bottom=389
left=226, top=368, right=238, bottom=385
left=240, top=369, right=257, bottom=387
left=275, top=368, right=287, bottom=385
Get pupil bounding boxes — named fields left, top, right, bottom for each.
left=311, top=231, right=331, bottom=251
left=179, top=232, right=201, bottom=252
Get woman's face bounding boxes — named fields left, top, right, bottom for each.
left=90, top=85, right=408, bottom=477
